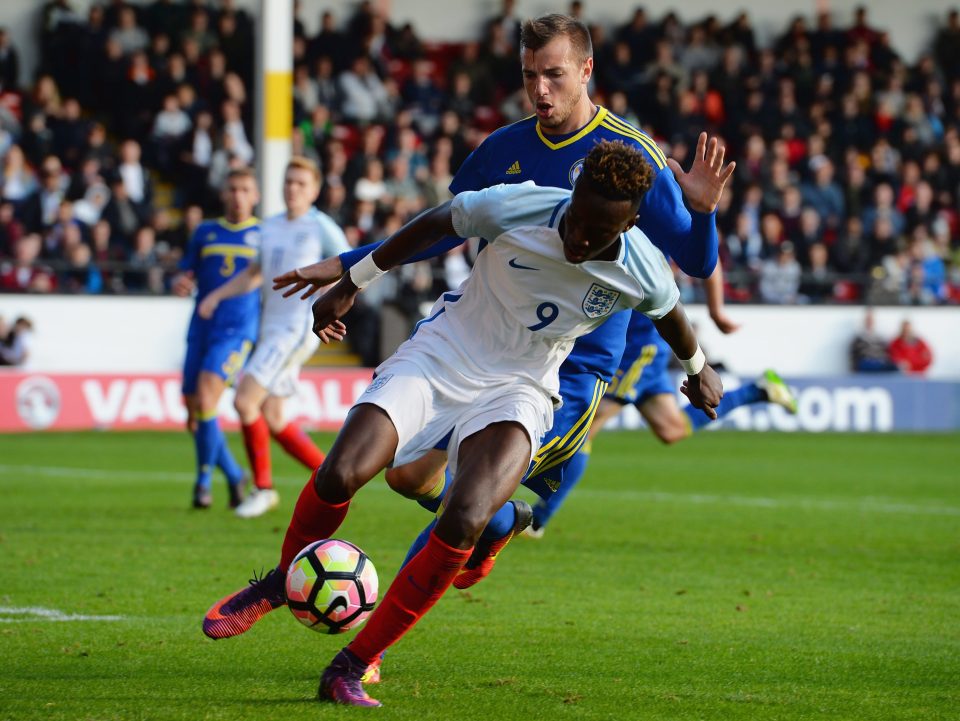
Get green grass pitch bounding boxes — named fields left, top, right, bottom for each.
left=0, top=430, right=957, bottom=721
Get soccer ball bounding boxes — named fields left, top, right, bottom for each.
left=285, top=539, right=378, bottom=634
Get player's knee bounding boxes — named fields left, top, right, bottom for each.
left=312, top=458, right=364, bottom=501
left=652, top=421, right=689, bottom=445
left=437, top=502, right=489, bottom=547
left=384, top=466, right=426, bottom=498
left=233, top=392, right=257, bottom=421
left=196, top=389, right=219, bottom=415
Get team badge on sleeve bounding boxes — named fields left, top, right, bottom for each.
left=581, top=284, right=621, bottom=318
left=363, top=374, right=393, bottom=394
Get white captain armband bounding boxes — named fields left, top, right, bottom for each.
left=679, top=346, right=706, bottom=375
left=348, top=253, right=386, bottom=290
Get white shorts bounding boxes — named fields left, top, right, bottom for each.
left=244, top=327, right=319, bottom=397
left=357, top=345, right=554, bottom=476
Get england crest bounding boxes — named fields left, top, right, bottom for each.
left=581, top=283, right=620, bottom=318
left=363, top=373, right=393, bottom=394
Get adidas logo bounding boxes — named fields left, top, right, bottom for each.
left=505, top=161, right=521, bottom=175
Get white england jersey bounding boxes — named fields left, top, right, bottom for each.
left=407, top=181, right=680, bottom=403
left=258, top=208, right=351, bottom=333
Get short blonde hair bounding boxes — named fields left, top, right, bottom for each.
left=286, top=156, right=321, bottom=184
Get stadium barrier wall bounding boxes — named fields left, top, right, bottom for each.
left=1, top=370, right=957, bottom=432
left=0, top=370, right=373, bottom=432
left=0, top=296, right=957, bottom=378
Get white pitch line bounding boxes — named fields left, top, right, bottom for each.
left=570, top=488, right=960, bottom=517
left=1, top=464, right=958, bottom=518
left=0, top=606, right=124, bottom=623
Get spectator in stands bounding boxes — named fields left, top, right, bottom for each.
left=151, top=93, right=192, bottom=173
left=220, top=98, right=253, bottom=165
left=798, top=242, right=836, bottom=303
left=123, top=224, right=163, bottom=293
left=52, top=97, right=89, bottom=168
left=402, top=59, right=444, bottom=135
left=20, top=155, right=67, bottom=234
left=42, top=198, right=84, bottom=258
left=1, top=146, right=39, bottom=207
left=801, top=155, right=845, bottom=233
left=109, top=6, right=148, bottom=56
left=339, top=55, right=390, bottom=125
left=101, top=173, right=148, bottom=247
left=0, top=27, right=20, bottom=90
left=868, top=216, right=903, bottom=268
left=117, top=139, right=152, bottom=207
left=759, top=240, right=802, bottom=304
left=904, top=228, right=948, bottom=305
left=0, top=233, right=55, bottom=291
left=888, top=319, right=933, bottom=374
left=0, top=199, right=23, bottom=259
left=60, top=240, right=103, bottom=294
left=849, top=309, right=897, bottom=372
left=0, top=315, right=34, bottom=366
left=178, top=108, right=214, bottom=206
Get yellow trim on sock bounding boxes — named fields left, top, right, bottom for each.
left=417, top=477, right=445, bottom=503
left=196, top=408, right=219, bottom=422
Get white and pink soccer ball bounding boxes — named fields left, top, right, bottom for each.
left=285, top=539, right=378, bottom=634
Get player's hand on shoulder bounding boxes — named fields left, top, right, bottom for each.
left=273, top=257, right=344, bottom=299
left=310, top=277, right=358, bottom=342
left=172, top=272, right=196, bottom=297
left=666, top=132, right=736, bottom=215
left=680, top=363, right=723, bottom=420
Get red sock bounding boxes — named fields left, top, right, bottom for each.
left=348, top=530, right=472, bottom=665
left=272, top=422, right=326, bottom=470
left=241, top=416, right=272, bottom=490
left=279, top=470, right=351, bottom=570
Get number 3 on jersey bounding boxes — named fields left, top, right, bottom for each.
left=528, top=302, right=559, bottom=331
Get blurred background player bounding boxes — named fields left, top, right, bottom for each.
left=171, top=167, right=260, bottom=509
left=525, top=310, right=798, bottom=536
left=199, top=157, right=350, bottom=518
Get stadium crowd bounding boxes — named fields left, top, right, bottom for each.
left=0, top=0, right=958, bottom=308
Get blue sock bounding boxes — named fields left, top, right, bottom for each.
left=216, top=439, right=245, bottom=487
left=480, top=502, right=516, bottom=541
left=399, top=518, right=437, bottom=571
left=194, top=416, right=222, bottom=491
left=532, top=446, right=591, bottom=530
left=683, top=382, right=765, bottom=431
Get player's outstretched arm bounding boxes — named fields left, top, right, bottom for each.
left=277, top=223, right=466, bottom=301
left=272, top=256, right=344, bottom=299
left=704, top=265, right=740, bottom=334
left=666, top=132, right=736, bottom=215
left=310, top=202, right=457, bottom=341
left=652, top=301, right=723, bottom=418
left=198, top=264, right=263, bottom=319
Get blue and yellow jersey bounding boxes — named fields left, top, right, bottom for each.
left=449, top=106, right=709, bottom=382
left=180, top=217, right=261, bottom=339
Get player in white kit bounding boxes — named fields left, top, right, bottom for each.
left=199, top=157, right=350, bottom=518
left=202, top=141, right=724, bottom=706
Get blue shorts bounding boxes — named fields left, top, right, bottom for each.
left=523, top=370, right=607, bottom=500
left=431, top=370, right=607, bottom=501
left=182, top=330, right=254, bottom=395
left=606, top=333, right=673, bottom=408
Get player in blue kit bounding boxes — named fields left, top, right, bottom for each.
left=525, top=310, right=798, bottom=536
left=172, top=168, right=261, bottom=509
left=276, top=13, right=731, bottom=575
